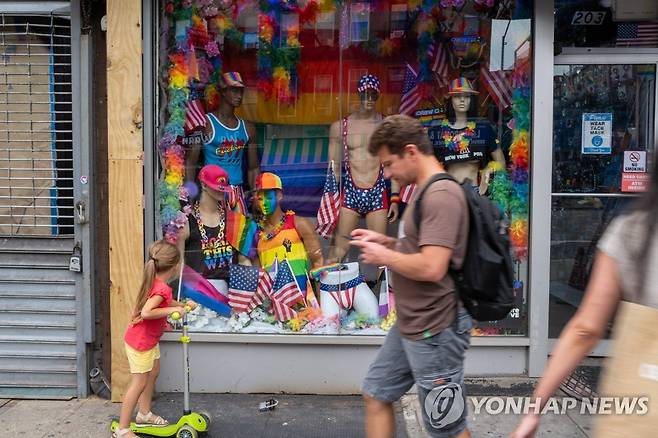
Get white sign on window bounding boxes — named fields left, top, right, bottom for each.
left=623, top=151, right=647, bottom=173
left=582, top=113, right=612, bottom=154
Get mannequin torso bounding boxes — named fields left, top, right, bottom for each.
left=429, top=95, right=506, bottom=193
left=330, top=111, right=384, bottom=187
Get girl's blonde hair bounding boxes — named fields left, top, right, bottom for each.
left=132, top=240, right=181, bottom=322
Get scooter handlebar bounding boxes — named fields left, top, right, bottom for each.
left=171, top=305, right=192, bottom=321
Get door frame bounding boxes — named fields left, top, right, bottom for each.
left=71, top=0, right=95, bottom=397
left=545, top=54, right=658, bottom=359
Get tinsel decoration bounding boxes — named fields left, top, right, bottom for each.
left=159, top=8, right=194, bottom=243
left=508, top=51, right=531, bottom=260
left=485, top=160, right=511, bottom=215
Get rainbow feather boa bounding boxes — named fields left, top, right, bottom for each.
left=508, top=57, right=531, bottom=260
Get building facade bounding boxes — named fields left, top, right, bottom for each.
left=0, top=0, right=656, bottom=399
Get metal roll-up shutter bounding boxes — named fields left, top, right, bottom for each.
left=0, top=8, right=78, bottom=399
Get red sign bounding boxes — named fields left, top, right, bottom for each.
left=621, top=173, right=650, bottom=193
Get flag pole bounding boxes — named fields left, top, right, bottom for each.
left=176, top=261, right=185, bottom=302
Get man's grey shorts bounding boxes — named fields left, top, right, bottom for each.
left=362, top=308, right=472, bottom=438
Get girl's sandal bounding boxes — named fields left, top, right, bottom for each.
left=135, top=411, right=169, bottom=427
left=112, top=428, right=137, bottom=438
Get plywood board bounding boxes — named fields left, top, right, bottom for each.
left=107, top=0, right=143, bottom=161
left=107, top=0, right=144, bottom=401
left=108, top=158, right=144, bottom=402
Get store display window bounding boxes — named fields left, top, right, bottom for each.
left=156, top=0, right=532, bottom=336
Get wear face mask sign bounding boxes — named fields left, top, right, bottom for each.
left=257, top=189, right=278, bottom=216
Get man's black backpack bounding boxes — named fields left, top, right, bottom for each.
left=413, top=173, right=515, bottom=321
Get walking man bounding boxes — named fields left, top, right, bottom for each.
left=350, top=115, right=472, bottom=438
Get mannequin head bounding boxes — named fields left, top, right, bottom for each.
left=254, top=172, right=284, bottom=217
left=255, top=189, right=283, bottom=216
left=198, top=164, right=231, bottom=206
left=357, top=74, right=381, bottom=113
left=218, top=71, right=245, bottom=109
left=450, top=94, right=471, bottom=115
left=446, top=77, right=479, bottom=122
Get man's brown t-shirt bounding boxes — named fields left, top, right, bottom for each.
left=393, top=178, right=469, bottom=340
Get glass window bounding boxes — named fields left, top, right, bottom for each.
left=156, top=0, right=533, bottom=336
left=549, top=63, right=656, bottom=338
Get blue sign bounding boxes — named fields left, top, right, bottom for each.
left=582, top=113, right=612, bottom=154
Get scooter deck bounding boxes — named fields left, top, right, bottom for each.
left=110, top=412, right=209, bottom=436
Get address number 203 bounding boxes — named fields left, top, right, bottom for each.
left=572, top=11, right=606, bottom=25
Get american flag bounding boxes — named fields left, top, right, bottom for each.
left=428, top=42, right=448, bottom=87
left=228, top=264, right=272, bottom=314
left=480, top=64, right=512, bottom=110
left=316, top=161, right=341, bottom=239
left=400, top=184, right=416, bottom=203
left=184, top=99, right=207, bottom=133
left=330, top=288, right=356, bottom=310
left=398, top=63, right=422, bottom=115
left=616, top=23, right=658, bottom=47
left=270, top=259, right=305, bottom=321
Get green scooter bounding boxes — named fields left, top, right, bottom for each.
left=110, top=306, right=210, bottom=438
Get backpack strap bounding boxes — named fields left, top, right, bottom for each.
left=412, top=173, right=458, bottom=231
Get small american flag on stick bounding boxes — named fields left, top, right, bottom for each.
left=228, top=264, right=272, bottom=314
left=316, top=161, right=341, bottom=239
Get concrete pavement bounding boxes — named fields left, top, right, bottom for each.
left=0, top=393, right=592, bottom=437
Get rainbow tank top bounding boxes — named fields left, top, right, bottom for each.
left=257, top=212, right=310, bottom=289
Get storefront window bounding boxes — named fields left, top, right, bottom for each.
left=156, top=0, right=533, bottom=336
left=549, top=63, right=656, bottom=338
left=555, top=0, right=658, bottom=51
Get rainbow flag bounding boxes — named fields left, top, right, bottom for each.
left=309, top=263, right=342, bottom=281
left=226, top=211, right=258, bottom=258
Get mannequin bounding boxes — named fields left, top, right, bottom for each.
left=177, top=165, right=250, bottom=306
left=327, top=74, right=399, bottom=262
left=254, top=172, right=324, bottom=293
left=318, top=262, right=379, bottom=320
left=429, top=77, right=506, bottom=194
left=186, top=71, right=260, bottom=211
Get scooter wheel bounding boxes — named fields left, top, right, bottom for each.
left=199, top=410, right=212, bottom=427
left=176, top=425, right=198, bottom=438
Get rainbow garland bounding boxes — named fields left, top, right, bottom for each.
left=160, top=5, right=194, bottom=243
left=508, top=55, right=531, bottom=261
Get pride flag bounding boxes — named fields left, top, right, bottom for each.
left=225, top=210, right=258, bottom=258
left=180, top=265, right=232, bottom=317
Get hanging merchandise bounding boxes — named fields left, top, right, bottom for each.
left=160, top=4, right=194, bottom=243
left=508, top=50, right=531, bottom=261
left=257, top=0, right=333, bottom=104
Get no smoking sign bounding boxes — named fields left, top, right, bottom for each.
left=623, top=151, right=647, bottom=173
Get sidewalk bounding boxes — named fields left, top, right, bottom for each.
left=400, top=394, right=592, bottom=437
left=0, top=393, right=591, bottom=437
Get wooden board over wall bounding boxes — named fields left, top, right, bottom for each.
left=107, top=0, right=144, bottom=402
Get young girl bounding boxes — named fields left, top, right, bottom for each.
left=114, top=240, right=196, bottom=438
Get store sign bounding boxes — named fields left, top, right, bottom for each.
left=582, top=113, right=612, bottom=154
left=621, top=173, right=650, bottom=193
left=414, top=107, right=445, bottom=127
left=623, top=151, right=647, bottom=173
